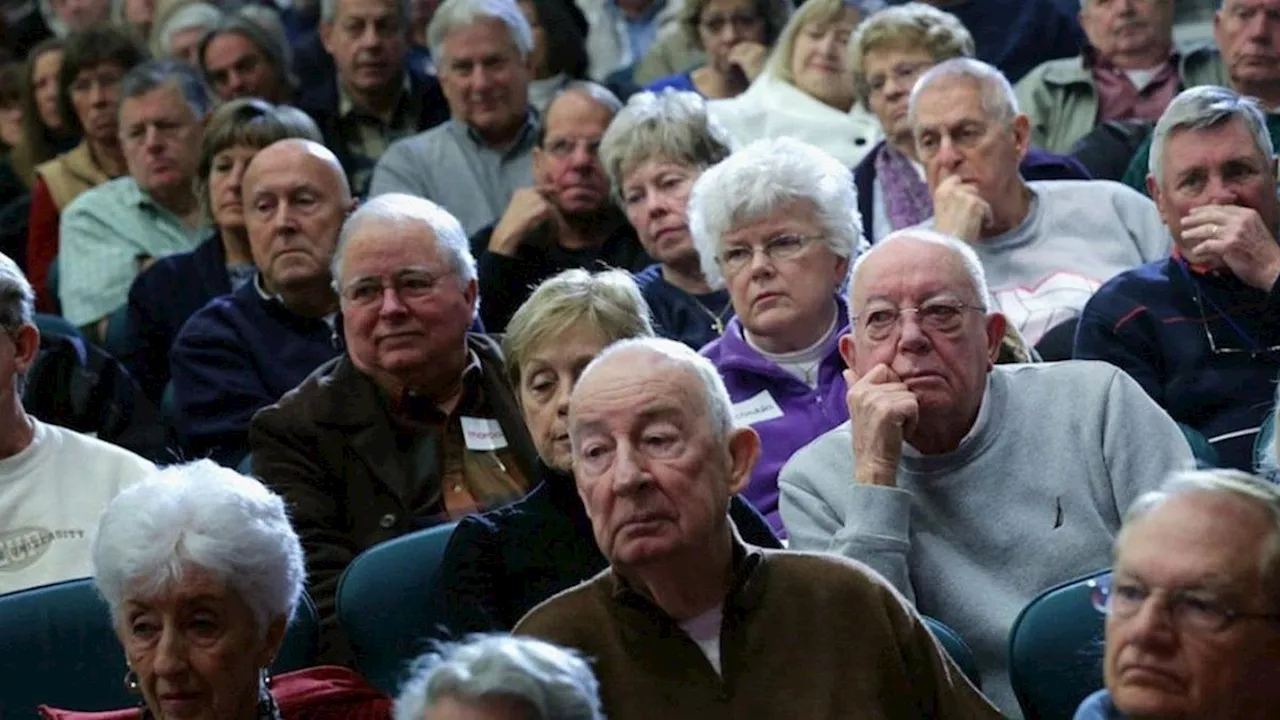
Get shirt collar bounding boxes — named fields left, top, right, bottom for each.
left=461, top=108, right=540, bottom=151
left=1083, top=43, right=1178, bottom=72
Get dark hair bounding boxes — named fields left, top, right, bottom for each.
left=59, top=27, right=148, bottom=137
left=197, top=13, right=295, bottom=99
left=523, top=0, right=588, bottom=79
left=10, top=39, right=68, bottom=186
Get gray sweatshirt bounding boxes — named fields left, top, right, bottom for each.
left=778, top=361, right=1194, bottom=717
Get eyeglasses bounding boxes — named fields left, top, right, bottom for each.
left=340, top=268, right=450, bottom=307
left=699, top=13, right=761, bottom=34
left=852, top=299, right=985, bottom=342
left=1090, top=574, right=1280, bottom=634
left=1178, top=258, right=1280, bottom=359
left=866, top=61, right=934, bottom=98
left=717, top=234, right=821, bottom=275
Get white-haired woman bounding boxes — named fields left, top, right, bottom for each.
left=395, top=635, right=604, bottom=720
left=601, top=89, right=735, bottom=351
left=691, top=136, right=862, bottom=536
left=39, top=461, right=392, bottom=719
left=706, top=0, right=883, bottom=167
left=431, top=268, right=779, bottom=634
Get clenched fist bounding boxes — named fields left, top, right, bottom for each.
left=931, top=175, right=992, bottom=242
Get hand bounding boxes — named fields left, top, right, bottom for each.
left=845, top=365, right=919, bottom=488
left=931, top=175, right=992, bottom=242
left=1182, top=205, right=1280, bottom=291
left=726, top=42, right=768, bottom=83
left=489, top=188, right=560, bottom=256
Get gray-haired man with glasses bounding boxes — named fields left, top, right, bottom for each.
left=779, top=228, right=1195, bottom=717
left=1075, top=85, right=1280, bottom=472
left=1076, top=468, right=1280, bottom=720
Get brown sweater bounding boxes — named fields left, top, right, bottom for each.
left=514, top=541, right=1002, bottom=720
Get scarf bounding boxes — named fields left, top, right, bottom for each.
left=874, top=142, right=934, bottom=231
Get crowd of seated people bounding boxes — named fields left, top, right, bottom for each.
left=5, top=0, right=1280, bottom=718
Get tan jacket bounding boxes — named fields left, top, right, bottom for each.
left=35, top=141, right=112, bottom=211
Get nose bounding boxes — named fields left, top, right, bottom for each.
left=932, top=134, right=963, bottom=171
left=1124, top=595, right=1179, bottom=650
left=611, top=441, right=649, bottom=494
left=143, top=125, right=165, bottom=151
left=377, top=285, right=409, bottom=316
left=152, top=625, right=190, bottom=677
left=895, top=310, right=932, bottom=352
left=89, top=81, right=109, bottom=106
left=746, top=246, right=776, bottom=277
left=226, top=161, right=246, bottom=197
left=1245, top=8, right=1271, bottom=40
left=817, top=31, right=842, bottom=58
left=226, top=70, right=246, bottom=97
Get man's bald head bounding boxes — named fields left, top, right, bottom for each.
left=242, top=138, right=357, bottom=297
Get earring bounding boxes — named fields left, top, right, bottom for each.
left=260, top=667, right=273, bottom=689
left=123, top=669, right=140, bottom=695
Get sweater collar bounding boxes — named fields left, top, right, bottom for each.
left=609, top=530, right=768, bottom=617
left=899, top=370, right=1002, bottom=473
left=712, top=295, right=849, bottom=383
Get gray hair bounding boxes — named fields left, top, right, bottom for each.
left=322, top=0, right=410, bottom=26
left=1148, top=85, right=1274, bottom=187
left=1119, top=469, right=1280, bottom=597
left=908, top=57, right=1019, bottom=129
left=538, top=81, right=623, bottom=147
left=155, top=2, right=224, bottom=57
left=118, top=58, right=215, bottom=122
left=0, top=252, right=35, bottom=331
left=849, top=228, right=993, bottom=320
left=503, top=268, right=654, bottom=393
left=848, top=2, right=974, bottom=105
left=687, top=136, right=863, bottom=289
left=576, top=337, right=734, bottom=444
left=427, top=0, right=533, bottom=66
left=598, top=89, right=735, bottom=203
left=91, top=460, right=306, bottom=636
left=394, top=634, right=606, bottom=720
left=332, top=193, right=478, bottom=291
left=199, top=12, right=297, bottom=92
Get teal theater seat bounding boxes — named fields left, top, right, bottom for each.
left=1176, top=422, right=1220, bottom=469
left=335, top=521, right=458, bottom=695
left=1008, top=568, right=1111, bottom=720
left=921, top=615, right=982, bottom=690
left=0, top=578, right=320, bottom=717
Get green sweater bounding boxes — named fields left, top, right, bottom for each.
left=1122, top=112, right=1280, bottom=194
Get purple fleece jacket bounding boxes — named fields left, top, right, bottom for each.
left=701, top=297, right=850, bottom=536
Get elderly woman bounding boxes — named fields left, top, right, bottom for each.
left=396, top=635, right=604, bottom=720
left=646, top=0, right=790, bottom=99
left=150, top=1, right=223, bottom=64
left=119, top=99, right=321, bottom=404
left=691, top=136, right=860, bottom=535
left=431, top=268, right=779, bottom=634
left=706, top=0, right=882, bottom=167
left=849, top=2, right=1090, bottom=243
left=602, top=90, right=734, bottom=351
left=197, top=14, right=294, bottom=104
left=47, top=461, right=391, bottom=719
left=26, top=27, right=145, bottom=312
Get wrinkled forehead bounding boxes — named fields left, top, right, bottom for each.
left=1160, top=116, right=1272, bottom=179
left=570, top=351, right=703, bottom=423
left=246, top=149, right=344, bottom=196
left=342, top=218, right=447, bottom=271
left=911, top=77, right=987, bottom=128
left=851, top=238, right=977, bottom=306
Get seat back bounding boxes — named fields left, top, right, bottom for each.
left=1008, top=568, right=1111, bottom=720
left=0, top=578, right=320, bottom=717
left=1176, top=422, right=1220, bottom=469
left=1254, top=409, right=1277, bottom=482
left=335, top=521, right=458, bottom=695
left=921, top=615, right=982, bottom=690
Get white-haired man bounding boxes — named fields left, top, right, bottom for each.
left=1075, top=86, right=1280, bottom=472
left=252, top=192, right=538, bottom=664
left=911, top=57, right=1170, bottom=345
left=370, top=0, right=538, bottom=236
left=1077, top=469, right=1280, bottom=720
left=779, top=228, right=1195, bottom=717
left=0, top=253, right=153, bottom=596
left=516, top=336, right=1003, bottom=720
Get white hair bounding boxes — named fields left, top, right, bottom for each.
left=91, top=461, right=306, bottom=636
left=575, top=337, right=734, bottom=444
left=332, top=193, right=478, bottom=291
left=0, top=252, right=34, bottom=331
left=157, top=2, right=224, bottom=57
left=394, top=635, right=606, bottom=720
left=1148, top=85, right=1274, bottom=187
left=1120, top=469, right=1280, bottom=595
left=427, top=0, right=533, bottom=66
left=848, top=228, right=993, bottom=321
left=686, top=137, right=864, bottom=290
left=908, top=57, right=1019, bottom=128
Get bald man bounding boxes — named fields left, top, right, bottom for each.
left=169, top=139, right=356, bottom=467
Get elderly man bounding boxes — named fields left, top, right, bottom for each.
left=1122, top=0, right=1280, bottom=192
left=58, top=60, right=210, bottom=343
left=251, top=192, right=538, bottom=663
left=370, top=0, right=538, bottom=236
left=472, top=83, right=650, bottom=332
left=296, top=0, right=449, bottom=196
left=198, top=15, right=294, bottom=104
left=0, top=253, right=153, bottom=595
left=778, top=229, right=1196, bottom=717
left=1075, top=87, right=1280, bottom=472
left=1016, top=0, right=1224, bottom=155
left=514, top=337, right=1001, bottom=718
left=912, top=57, right=1170, bottom=345
left=170, top=139, right=353, bottom=468
left=1076, top=469, right=1280, bottom=720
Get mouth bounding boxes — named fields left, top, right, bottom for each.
left=753, top=291, right=784, bottom=307
left=1118, top=664, right=1186, bottom=689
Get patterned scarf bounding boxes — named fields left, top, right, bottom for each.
left=139, top=680, right=283, bottom=720
left=874, top=142, right=935, bottom=231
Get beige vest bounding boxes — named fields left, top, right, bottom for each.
left=35, top=142, right=113, bottom=211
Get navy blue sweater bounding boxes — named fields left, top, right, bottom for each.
left=633, top=264, right=734, bottom=351
left=1074, top=257, right=1280, bottom=471
left=170, top=279, right=340, bottom=466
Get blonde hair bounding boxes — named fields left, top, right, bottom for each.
left=762, top=0, right=861, bottom=87
left=848, top=2, right=974, bottom=105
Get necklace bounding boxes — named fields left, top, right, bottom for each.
left=695, top=297, right=734, bottom=335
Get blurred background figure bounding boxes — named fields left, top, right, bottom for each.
left=111, top=0, right=155, bottom=41
left=520, top=0, right=592, bottom=113
left=198, top=13, right=295, bottom=103
left=149, top=0, right=221, bottom=63
left=646, top=0, right=790, bottom=99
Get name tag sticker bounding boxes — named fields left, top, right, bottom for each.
left=731, top=390, right=785, bottom=427
left=461, top=417, right=509, bottom=451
